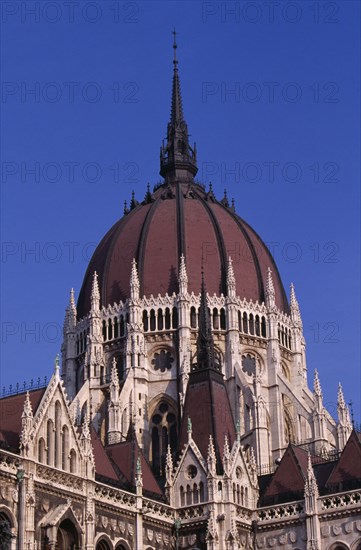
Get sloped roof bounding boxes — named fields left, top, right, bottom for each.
left=178, top=367, right=236, bottom=472
left=260, top=445, right=309, bottom=505
left=105, top=427, right=163, bottom=498
left=325, top=431, right=361, bottom=490
left=0, top=389, right=46, bottom=452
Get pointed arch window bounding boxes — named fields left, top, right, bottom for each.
left=150, top=401, right=177, bottom=475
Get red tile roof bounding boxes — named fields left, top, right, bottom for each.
left=0, top=389, right=46, bottom=452
left=178, top=367, right=236, bottom=472
left=77, top=182, right=289, bottom=318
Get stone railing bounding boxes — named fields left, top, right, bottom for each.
left=320, top=490, right=361, bottom=512
left=257, top=501, right=304, bottom=523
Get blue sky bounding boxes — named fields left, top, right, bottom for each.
left=1, top=1, right=360, bottom=423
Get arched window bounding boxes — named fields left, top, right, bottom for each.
left=249, top=314, right=254, bottom=335
left=213, top=308, right=219, bottom=329
left=150, top=310, right=156, bottom=331
left=243, top=312, right=248, bottom=334
left=193, top=483, right=199, bottom=504
left=113, top=317, right=119, bottom=339
left=199, top=481, right=204, bottom=502
left=38, top=437, right=46, bottom=463
left=108, top=319, right=113, bottom=341
left=255, top=315, right=260, bottom=336
left=142, top=310, right=149, bottom=332
left=150, top=401, right=177, bottom=475
left=119, top=315, right=125, bottom=336
left=172, top=307, right=178, bottom=328
left=157, top=309, right=164, bottom=330
left=55, top=401, right=62, bottom=468
left=165, top=308, right=171, bottom=329
left=69, top=449, right=77, bottom=474
left=47, top=419, right=54, bottom=466
left=238, top=311, right=242, bottom=331
left=190, top=307, right=197, bottom=328
left=102, top=320, right=107, bottom=341
left=180, top=485, right=185, bottom=506
left=186, top=484, right=191, bottom=505
left=220, top=308, right=226, bottom=329
left=261, top=316, right=267, bottom=337
left=62, top=426, right=69, bottom=470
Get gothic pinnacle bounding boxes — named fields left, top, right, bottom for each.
left=130, top=258, right=140, bottom=299
left=91, top=271, right=100, bottom=312
left=314, top=369, right=322, bottom=397
left=227, top=256, right=236, bottom=296
left=22, top=391, right=33, bottom=419
left=266, top=267, right=275, bottom=297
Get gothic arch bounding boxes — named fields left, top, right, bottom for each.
left=56, top=518, right=79, bottom=549
left=327, top=543, right=350, bottom=550
left=0, top=506, right=17, bottom=549
left=115, top=539, right=131, bottom=550
left=351, top=540, right=361, bottom=550
left=95, top=533, right=113, bottom=549
left=148, top=394, right=178, bottom=475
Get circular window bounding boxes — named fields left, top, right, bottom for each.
left=159, top=403, right=168, bottom=414
left=151, top=350, right=174, bottom=372
left=186, top=465, right=197, bottom=479
left=152, top=414, right=161, bottom=425
left=236, top=466, right=242, bottom=479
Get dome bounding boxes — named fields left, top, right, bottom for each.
left=77, top=46, right=289, bottom=318
left=77, top=182, right=289, bottom=318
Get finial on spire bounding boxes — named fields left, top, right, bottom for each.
left=187, top=416, right=192, bottom=439
left=54, top=353, right=60, bottom=377
left=172, top=28, right=178, bottom=66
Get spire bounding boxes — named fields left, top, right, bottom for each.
left=54, top=353, right=60, bottom=379
left=304, top=452, right=319, bottom=499
left=130, top=258, right=140, bottom=300
left=135, top=456, right=143, bottom=494
left=337, top=383, right=352, bottom=435
left=187, top=416, right=192, bottom=442
left=290, top=283, right=302, bottom=327
left=22, top=391, right=33, bottom=419
left=160, top=30, right=197, bottom=182
left=194, top=271, right=220, bottom=372
left=313, top=369, right=322, bottom=398
left=178, top=253, right=188, bottom=295
left=207, top=435, right=217, bottom=476
left=226, top=256, right=236, bottom=297
left=20, top=392, right=34, bottom=456
left=91, top=271, right=100, bottom=312
left=266, top=267, right=275, bottom=297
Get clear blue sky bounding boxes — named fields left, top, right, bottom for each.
left=1, top=1, right=360, bottom=423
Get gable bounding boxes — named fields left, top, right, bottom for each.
left=260, top=445, right=307, bottom=505
left=326, top=431, right=361, bottom=489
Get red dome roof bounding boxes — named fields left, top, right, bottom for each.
left=77, top=182, right=289, bottom=318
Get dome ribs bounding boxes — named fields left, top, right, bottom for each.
left=215, top=202, right=265, bottom=306
left=135, top=194, right=163, bottom=298
left=175, top=182, right=186, bottom=269
left=193, top=189, right=228, bottom=296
